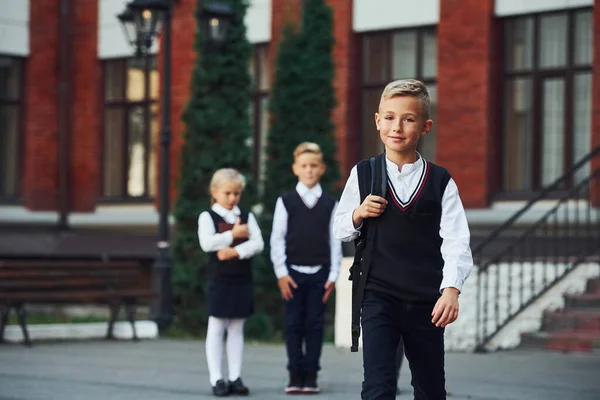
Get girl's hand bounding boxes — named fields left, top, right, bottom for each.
left=217, top=247, right=239, bottom=261
left=352, top=195, right=387, bottom=227
left=231, top=218, right=249, bottom=239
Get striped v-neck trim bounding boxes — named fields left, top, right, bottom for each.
left=387, top=160, right=430, bottom=211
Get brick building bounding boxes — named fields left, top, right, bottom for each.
left=0, top=0, right=598, bottom=249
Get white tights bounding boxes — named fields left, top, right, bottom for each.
left=205, top=316, right=246, bottom=386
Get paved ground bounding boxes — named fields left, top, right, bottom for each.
left=0, top=339, right=599, bottom=400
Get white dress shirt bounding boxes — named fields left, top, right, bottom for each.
left=198, top=203, right=264, bottom=259
left=332, top=155, right=473, bottom=292
left=270, top=182, right=343, bottom=283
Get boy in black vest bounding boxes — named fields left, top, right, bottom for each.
left=270, top=142, right=342, bottom=395
left=333, top=79, right=473, bottom=400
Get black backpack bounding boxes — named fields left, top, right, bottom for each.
left=349, top=153, right=387, bottom=352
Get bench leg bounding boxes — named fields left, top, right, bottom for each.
left=125, top=302, right=139, bottom=341
left=106, top=302, right=121, bottom=340
left=0, top=306, right=9, bottom=343
left=15, top=305, right=31, bottom=347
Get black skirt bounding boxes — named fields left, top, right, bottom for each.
left=206, top=279, right=254, bottom=319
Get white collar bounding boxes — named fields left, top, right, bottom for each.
left=296, top=182, right=323, bottom=198
left=386, top=152, right=425, bottom=176
left=211, top=203, right=241, bottom=218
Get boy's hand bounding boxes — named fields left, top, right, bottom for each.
left=431, top=287, right=460, bottom=327
left=322, top=281, right=335, bottom=303
left=277, top=275, right=298, bottom=301
left=231, top=218, right=249, bottom=240
left=353, top=195, right=387, bottom=227
left=216, top=247, right=239, bottom=261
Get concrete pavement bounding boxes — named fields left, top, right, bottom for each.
left=0, top=339, right=598, bottom=399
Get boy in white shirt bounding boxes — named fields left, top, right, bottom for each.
left=270, top=142, right=343, bottom=395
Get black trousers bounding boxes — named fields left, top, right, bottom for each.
left=361, top=291, right=446, bottom=400
left=284, top=267, right=328, bottom=373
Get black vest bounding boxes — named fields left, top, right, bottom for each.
left=366, top=161, right=451, bottom=302
left=207, top=210, right=253, bottom=283
left=282, top=191, right=336, bottom=266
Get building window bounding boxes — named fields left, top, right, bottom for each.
left=360, top=27, right=438, bottom=161
left=0, top=56, right=23, bottom=200
left=102, top=56, right=158, bottom=200
left=249, top=43, right=270, bottom=185
left=502, top=9, right=592, bottom=193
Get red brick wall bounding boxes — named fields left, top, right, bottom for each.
left=591, top=0, right=600, bottom=206
left=326, top=0, right=358, bottom=184
left=69, top=0, right=101, bottom=212
left=436, top=0, right=496, bottom=208
left=22, top=0, right=60, bottom=210
left=165, top=1, right=197, bottom=205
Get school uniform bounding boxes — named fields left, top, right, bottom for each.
left=198, top=203, right=264, bottom=388
left=333, top=154, right=473, bottom=400
left=270, top=182, right=343, bottom=378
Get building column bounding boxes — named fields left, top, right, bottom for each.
left=22, top=0, right=60, bottom=210
left=436, top=0, right=498, bottom=208
left=69, top=0, right=101, bottom=212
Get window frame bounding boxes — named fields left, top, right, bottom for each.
left=498, top=8, right=593, bottom=197
left=0, top=55, right=25, bottom=202
left=359, top=26, right=438, bottom=161
left=100, top=56, right=158, bottom=202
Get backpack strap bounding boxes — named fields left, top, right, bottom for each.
left=350, top=153, right=387, bottom=352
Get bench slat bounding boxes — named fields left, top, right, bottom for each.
left=0, top=290, right=157, bottom=303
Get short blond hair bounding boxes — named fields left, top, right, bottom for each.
left=210, top=168, right=246, bottom=194
left=380, top=79, right=431, bottom=119
left=293, top=142, right=323, bottom=162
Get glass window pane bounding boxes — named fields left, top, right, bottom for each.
left=149, top=56, right=159, bottom=100
left=418, top=84, right=436, bottom=162
left=127, top=106, right=147, bottom=197
left=258, top=96, right=270, bottom=185
left=103, top=107, right=125, bottom=197
left=0, top=57, right=21, bottom=101
left=573, top=73, right=592, bottom=184
left=148, top=104, right=158, bottom=197
left=363, top=35, right=390, bottom=84
left=541, top=79, right=565, bottom=186
left=0, top=106, right=20, bottom=196
left=361, top=88, right=385, bottom=159
left=127, top=58, right=146, bottom=101
left=574, top=11, right=593, bottom=66
left=504, top=17, right=533, bottom=72
left=422, top=29, right=437, bottom=78
left=258, top=45, right=270, bottom=91
left=503, top=78, right=533, bottom=191
left=392, top=30, right=417, bottom=79
left=539, top=14, right=567, bottom=69
left=105, top=60, right=124, bottom=101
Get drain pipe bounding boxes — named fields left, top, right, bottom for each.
left=57, top=0, right=70, bottom=230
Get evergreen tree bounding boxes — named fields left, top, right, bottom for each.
left=255, top=0, right=340, bottom=339
left=172, top=0, right=254, bottom=333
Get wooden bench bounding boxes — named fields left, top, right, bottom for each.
left=0, top=256, right=157, bottom=346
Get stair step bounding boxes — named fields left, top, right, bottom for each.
left=586, top=278, right=600, bottom=294
left=564, top=293, right=600, bottom=310
left=542, top=310, right=600, bottom=332
left=520, top=330, right=600, bottom=353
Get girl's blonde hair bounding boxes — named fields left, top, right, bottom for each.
left=209, top=168, right=246, bottom=204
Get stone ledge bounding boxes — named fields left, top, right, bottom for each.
left=3, top=320, right=158, bottom=343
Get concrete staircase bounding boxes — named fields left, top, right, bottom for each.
left=521, top=277, right=600, bottom=353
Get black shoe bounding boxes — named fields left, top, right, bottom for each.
left=285, top=370, right=304, bottom=394
left=212, top=380, right=229, bottom=397
left=302, top=371, right=320, bottom=394
left=228, top=378, right=249, bottom=396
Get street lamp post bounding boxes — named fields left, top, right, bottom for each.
left=118, top=0, right=234, bottom=333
